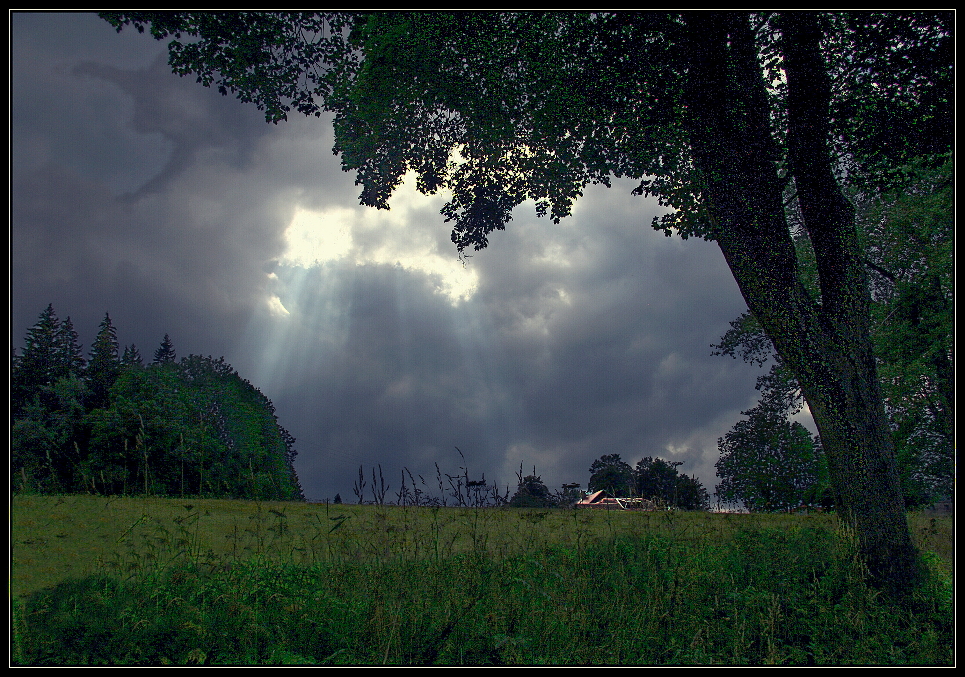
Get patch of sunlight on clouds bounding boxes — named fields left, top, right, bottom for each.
left=266, top=293, right=290, bottom=317
left=282, top=206, right=354, bottom=266
left=277, top=179, right=479, bottom=305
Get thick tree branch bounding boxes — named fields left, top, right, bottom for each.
left=782, top=13, right=865, bottom=331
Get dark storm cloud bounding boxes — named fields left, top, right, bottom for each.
left=72, top=51, right=275, bottom=201
left=11, top=13, right=769, bottom=502
left=12, top=13, right=298, bottom=358
left=455, top=187, right=761, bottom=492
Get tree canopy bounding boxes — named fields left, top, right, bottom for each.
left=585, top=454, right=711, bottom=510
left=507, top=474, right=554, bottom=508
left=12, top=305, right=303, bottom=501
left=588, top=454, right=635, bottom=496
left=86, top=313, right=120, bottom=409
left=101, top=10, right=952, bottom=596
left=635, top=457, right=710, bottom=511
left=100, top=12, right=950, bottom=242
left=715, top=403, right=826, bottom=513
left=153, top=333, right=177, bottom=364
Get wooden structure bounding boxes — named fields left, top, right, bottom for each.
left=575, top=490, right=658, bottom=511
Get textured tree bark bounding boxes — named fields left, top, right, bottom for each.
left=682, top=12, right=919, bottom=595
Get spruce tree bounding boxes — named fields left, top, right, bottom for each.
left=54, top=316, right=86, bottom=379
left=13, top=304, right=61, bottom=417
left=12, top=306, right=90, bottom=492
left=121, top=344, right=144, bottom=368
left=153, top=334, right=177, bottom=364
left=87, top=313, right=121, bottom=408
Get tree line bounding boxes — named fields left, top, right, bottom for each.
left=343, top=453, right=714, bottom=511
left=582, top=455, right=711, bottom=511
left=11, top=306, right=304, bottom=501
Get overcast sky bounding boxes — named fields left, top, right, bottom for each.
left=11, top=12, right=787, bottom=502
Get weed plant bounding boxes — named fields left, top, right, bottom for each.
left=11, top=496, right=954, bottom=665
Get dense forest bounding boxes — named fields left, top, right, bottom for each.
left=11, top=308, right=304, bottom=501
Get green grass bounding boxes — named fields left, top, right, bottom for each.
left=10, top=496, right=954, bottom=665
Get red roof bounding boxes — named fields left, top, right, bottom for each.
left=575, top=491, right=658, bottom=510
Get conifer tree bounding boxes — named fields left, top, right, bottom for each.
left=87, top=313, right=121, bottom=408
left=54, top=316, right=86, bottom=379
left=121, top=344, right=144, bottom=368
left=12, top=304, right=61, bottom=417
left=12, top=306, right=90, bottom=492
left=153, top=334, right=177, bottom=364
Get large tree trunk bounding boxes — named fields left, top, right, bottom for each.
left=682, top=12, right=919, bottom=595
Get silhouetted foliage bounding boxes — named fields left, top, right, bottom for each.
left=12, top=304, right=62, bottom=419
left=635, top=457, right=710, bottom=510
left=508, top=474, right=554, bottom=508
left=153, top=334, right=177, bottom=364
left=588, top=454, right=635, bottom=496
left=86, top=313, right=120, bottom=409
left=583, top=454, right=711, bottom=511
left=121, top=344, right=143, bottom=368
left=715, top=405, right=825, bottom=513
left=55, top=316, right=86, bottom=381
left=11, top=306, right=303, bottom=501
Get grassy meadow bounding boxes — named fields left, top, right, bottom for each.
left=10, top=495, right=954, bottom=665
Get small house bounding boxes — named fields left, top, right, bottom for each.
left=576, top=490, right=658, bottom=511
